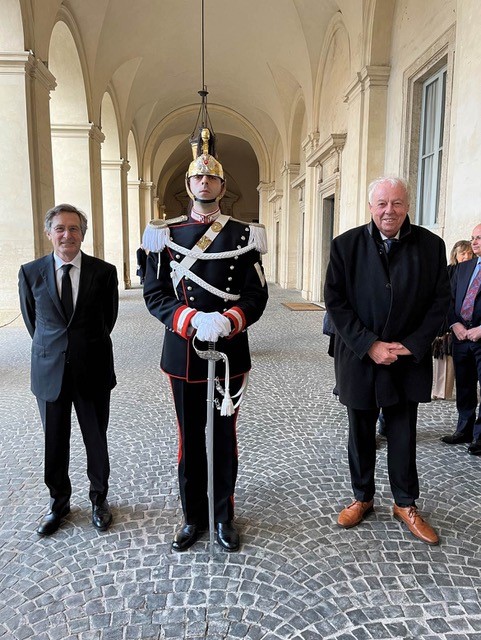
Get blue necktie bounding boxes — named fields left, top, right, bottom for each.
left=384, top=238, right=394, bottom=253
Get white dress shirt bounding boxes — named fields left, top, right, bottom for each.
left=53, top=251, right=82, bottom=309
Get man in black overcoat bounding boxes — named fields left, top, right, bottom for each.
left=442, top=223, right=481, bottom=454
left=19, top=204, right=118, bottom=535
left=324, top=177, right=450, bottom=545
left=142, top=128, right=268, bottom=552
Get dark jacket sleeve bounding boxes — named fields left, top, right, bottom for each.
left=18, top=265, right=36, bottom=338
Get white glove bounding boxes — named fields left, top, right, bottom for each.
left=190, top=311, right=231, bottom=342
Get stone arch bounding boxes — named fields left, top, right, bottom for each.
left=362, top=0, right=396, bottom=67
left=0, top=0, right=36, bottom=319
left=313, top=12, right=351, bottom=137
left=142, top=104, right=270, bottom=186
left=54, top=5, right=94, bottom=122
left=288, top=91, right=306, bottom=166
left=0, top=0, right=27, bottom=50
left=49, top=20, right=95, bottom=255
left=158, top=133, right=260, bottom=222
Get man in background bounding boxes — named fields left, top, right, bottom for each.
left=443, top=224, right=481, bottom=455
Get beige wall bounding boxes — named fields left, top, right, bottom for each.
left=5, top=0, right=481, bottom=318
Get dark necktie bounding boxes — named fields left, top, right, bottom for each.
left=61, top=264, right=74, bottom=320
left=384, top=238, right=394, bottom=253
left=460, top=264, right=481, bottom=322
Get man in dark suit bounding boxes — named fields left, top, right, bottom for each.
left=325, top=177, right=450, bottom=545
left=442, top=224, right=481, bottom=454
left=18, top=204, right=118, bottom=535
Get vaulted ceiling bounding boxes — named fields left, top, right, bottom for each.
left=28, top=0, right=365, bottom=173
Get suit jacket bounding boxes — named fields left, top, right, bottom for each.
left=18, top=251, right=118, bottom=402
left=143, top=217, right=268, bottom=381
left=324, top=216, right=450, bottom=409
left=448, top=257, right=481, bottom=334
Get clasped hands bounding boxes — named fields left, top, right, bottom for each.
left=368, top=340, right=412, bottom=365
left=451, top=322, right=481, bottom=342
left=190, top=311, right=231, bottom=342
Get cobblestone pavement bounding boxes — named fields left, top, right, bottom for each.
left=1, top=285, right=481, bottom=640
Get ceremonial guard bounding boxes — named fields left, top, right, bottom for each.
left=142, top=128, right=268, bottom=552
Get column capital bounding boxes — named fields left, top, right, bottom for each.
left=139, top=180, right=156, bottom=192
left=89, top=123, right=105, bottom=145
left=281, top=162, right=300, bottom=178
left=257, top=181, right=274, bottom=194
left=344, top=65, right=391, bottom=104
left=25, top=55, right=57, bottom=92
left=306, top=133, right=347, bottom=168
left=0, top=53, right=56, bottom=93
left=302, top=132, right=320, bottom=156
left=121, top=159, right=131, bottom=173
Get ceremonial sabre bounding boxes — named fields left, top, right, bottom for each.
left=193, top=338, right=224, bottom=555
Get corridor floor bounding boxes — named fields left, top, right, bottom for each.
left=1, top=285, right=480, bottom=640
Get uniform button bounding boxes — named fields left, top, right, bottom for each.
left=228, top=277, right=232, bottom=281
left=187, top=286, right=192, bottom=291
left=230, top=265, right=235, bottom=270
left=237, top=245, right=241, bottom=249
left=190, top=296, right=195, bottom=301
left=175, top=254, right=180, bottom=259
left=241, top=236, right=246, bottom=240
left=234, top=256, right=239, bottom=260
left=224, top=298, right=228, bottom=302
left=226, top=287, right=230, bottom=292
left=223, top=308, right=228, bottom=312
left=245, top=227, right=249, bottom=231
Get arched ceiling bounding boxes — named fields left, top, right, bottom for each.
left=30, top=0, right=361, bottom=160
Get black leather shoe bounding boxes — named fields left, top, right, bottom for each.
left=441, top=431, right=472, bottom=445
left=468, top=439, right=481, bottom=455
left=36, top=506, right=70, bottom=536
left=171, top=523, right=203, bottom=552
left=216, top=521, right=240, bottom=552
left=92, top=501, right=112, bottom=531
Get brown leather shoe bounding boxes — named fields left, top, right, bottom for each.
left=393, top=504, right=439, bottom=545
left=337, top=500, right=374, bottom=528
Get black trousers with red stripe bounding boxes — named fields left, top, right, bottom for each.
left=169, top=375, right=243, bottom=525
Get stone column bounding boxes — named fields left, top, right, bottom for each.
left=25, top=55, right=57, bottom=256
left=0, top=53, right=54, bottom=321
left=343, top=65, right=390, bottom=228
left=300, top=132, right=320, bottom=300
left=128, top=178, right=142, bottom=283
left=101, top=159, right=123, bottom=286
left=51, top=123, right=94, bottom=255
left=139, top=181, right=156, bottom=229
left=120, top=159, right=131, bottom=288
left=257, top=181, right=273, bottom=281
left=268, top=187, right=283, bottom=285
left=279, top=162, right=300, bottom=289
left=89, top=124, right=105, bottom=258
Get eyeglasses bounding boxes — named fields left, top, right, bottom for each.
left=471, top=236, right=481, bottom=242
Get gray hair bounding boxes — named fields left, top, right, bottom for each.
left=368, top=176, right=410, bottom=205
left=45, top=204, right=88, bottom=238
